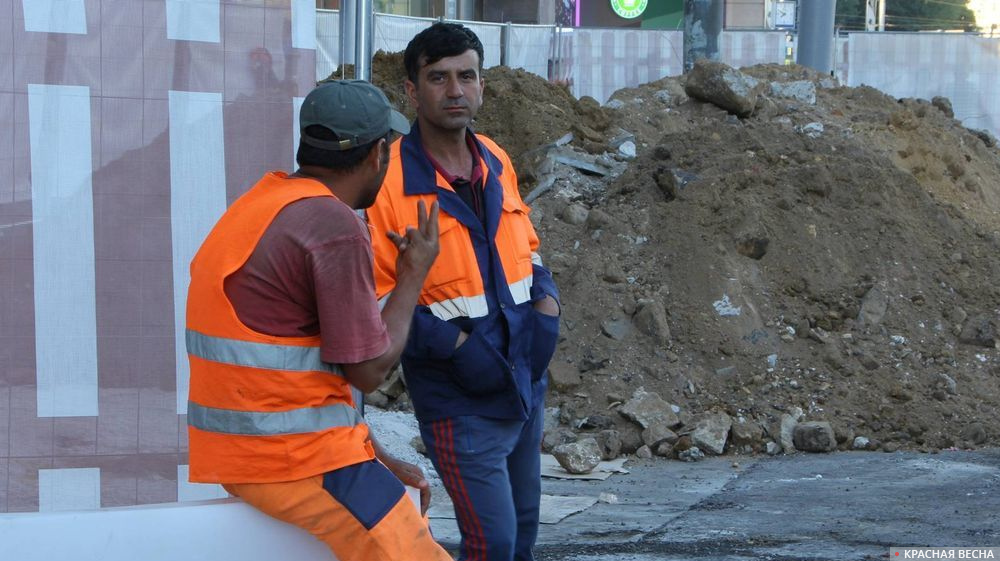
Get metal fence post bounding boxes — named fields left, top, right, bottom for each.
left=502, top=22, right=512, bottom=67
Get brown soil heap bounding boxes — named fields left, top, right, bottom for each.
left=355, top=56, right=1000, bottom=455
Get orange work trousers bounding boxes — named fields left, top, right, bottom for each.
left=224, top=467, right=452, bottom=561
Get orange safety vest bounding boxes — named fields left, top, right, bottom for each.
left=186, top=171, right=373, bottom=484
left=370, top=134, right=539, bottom=316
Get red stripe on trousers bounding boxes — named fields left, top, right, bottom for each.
left=446, top=418, right=488, bottom=561
left=433, top=420, right=482, bottom=561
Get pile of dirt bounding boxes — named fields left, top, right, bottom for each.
left=362, top=56, right=1000, bottom=455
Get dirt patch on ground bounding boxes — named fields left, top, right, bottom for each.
left=360, top=57, right=1000, bottom=455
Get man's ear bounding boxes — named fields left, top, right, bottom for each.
left=370, top=138, right=386, bottom=169
left=404, top=79, right=418, bottom=109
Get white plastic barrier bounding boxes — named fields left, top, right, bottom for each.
left=0, top=499, right=334, bottom=561
left=0, top=487, right=424, bottom=560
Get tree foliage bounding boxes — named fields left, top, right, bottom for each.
left=835, top=0, right=977, bottom=32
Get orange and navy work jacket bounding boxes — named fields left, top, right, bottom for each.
left=186, top=172, right=373, bottom=484
left=367, top=124, right=560, bottom=422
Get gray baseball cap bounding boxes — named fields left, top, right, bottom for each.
left=299, top=80, right=409, bottom=151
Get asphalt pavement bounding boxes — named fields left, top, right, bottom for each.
left=430, top=449, right=1000, bottom=561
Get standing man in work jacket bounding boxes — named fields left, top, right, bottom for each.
left=185, top=80, right=452, bottom=561
left=367, top=23, right=561, bottom=561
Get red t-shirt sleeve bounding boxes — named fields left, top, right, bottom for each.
left=309, top=229, right=391, bottom=364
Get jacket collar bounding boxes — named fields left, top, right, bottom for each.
left=400, top=122, right=508, bottom=238
left=400, top=121, right=504, bottom=196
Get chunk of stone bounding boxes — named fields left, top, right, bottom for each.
left=377, top=367, right=406, bottom=399
left=560, top=203, right=590, bottom=225
left=780, top=413, right=799, bottom=453
left=689, top=411, right=733, bottom=455
left=684, top=60, right=760, bottom=117
left=580, top=414, right=615, bottom=430
left=542, top=428, right=578, bottom=453
left=364, top=391, right=389, bottom=408
left=857, top=287, right=888, bottom=326
left=792, top=421, right=837, bottom=452
left=548, top=361, right=582, bottom=391
left=678, top=447, right=706, bottom=462
left=552, top=438, right=602, bottom=474
left=601, top=318, right=631, bottom=340
left=618, top=389, right=681, bottom=429
left=931, top=96, right=954, bottom=118
left=594, top=429, right=622, bottom=460
left=641, top=423, right=678, bottom=448
left=958, top=315, right=996, bottom=348
left=633, top=299, right=671, bottom=346
left=731, top=417, right=764, bottom=452
left=769, top=80, right=817, bottom=104
left=411, top=435, right=427, bottom=455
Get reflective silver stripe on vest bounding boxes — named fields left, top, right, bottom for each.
left=428, top=293, right=489, bottom=321
left=508, top=275, right=533, bottom=305
left=186, top=329, right=341, bottom=374
left=187, top=401, right=363, bottom=435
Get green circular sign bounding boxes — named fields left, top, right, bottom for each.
left=610, top=0, right=648, bottom=19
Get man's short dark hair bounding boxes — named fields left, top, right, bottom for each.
left=296, top=125, right=387, bottom=172
left=404, top=22, right=484, bottom=84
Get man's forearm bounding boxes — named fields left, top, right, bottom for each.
left=340, top=275, right=426, bottom=392
left=377, top=271, right=425, bottom=367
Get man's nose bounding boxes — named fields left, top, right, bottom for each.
left=446, top=76, right=463, bottom=97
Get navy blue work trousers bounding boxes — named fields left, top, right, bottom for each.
left=420, top=403, right=544, bottom=561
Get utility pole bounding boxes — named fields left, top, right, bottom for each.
left=339, top=0, right=374, bottom=81
left=797, top=0, right=836, bottom=74
left=865, top=0, right=886, bottom=31
left=683, top=0, right=723, bottom=72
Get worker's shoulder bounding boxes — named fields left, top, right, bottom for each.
left=473, top=132, right=512, bottom=160
left=278, top=195, right=361, bottom=232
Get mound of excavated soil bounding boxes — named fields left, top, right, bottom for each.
left=530, top=64, right=1000, bottom=454
left=359, top=56, right=1000, bottom=455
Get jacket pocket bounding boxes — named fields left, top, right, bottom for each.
left=450, top=328, right=512, bottom=395
left=425, top=215, right=471, bottom=291
left=500, top=197, right=534, bottom=266
left=529, top=309, right=560, bottom=382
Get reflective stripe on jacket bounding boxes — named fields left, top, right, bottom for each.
left=186, top=172, right=373, bottom=483
left=367, top=125, right=560, bottom=422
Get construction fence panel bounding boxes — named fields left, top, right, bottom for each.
left=720, top=30, right=794, bottom=69
left=372, top=14, right=503, bottom=69
left=459, top=21, right=504, bottom=68
left=316, top=9, right=340, bottom=80
left=834, top=35, right=850, bottom=85
left=373, top=13, right=434, bottom=59
left=506, top=24, right=556, bottom=79
left=847, top=33, right=1000, bottom=137
left=568, top=28, right=683, bottom=103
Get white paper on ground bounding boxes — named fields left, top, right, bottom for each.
left=538, top=494, right=599, bottom=524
